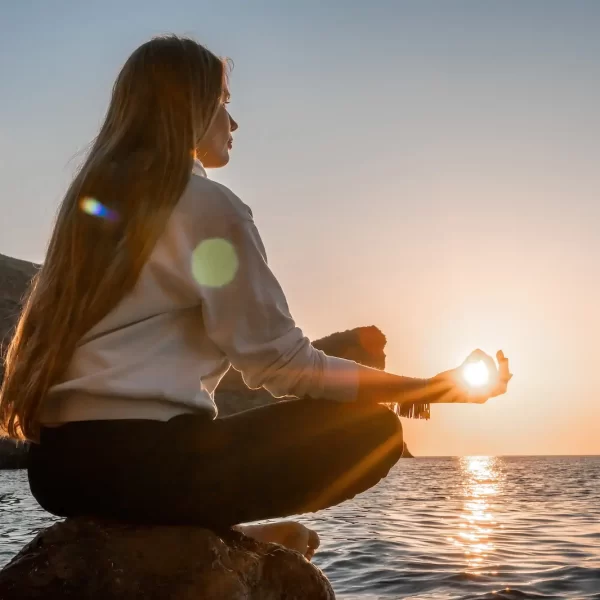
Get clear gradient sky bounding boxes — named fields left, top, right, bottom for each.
left=1, top=1, right=599, bottom=456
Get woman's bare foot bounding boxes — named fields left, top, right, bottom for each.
left=234, top=521, right=320, bottom=560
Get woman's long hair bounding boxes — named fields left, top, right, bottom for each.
left=0, top=35, right=228, bottom=441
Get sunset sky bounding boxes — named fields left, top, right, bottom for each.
left=1, top=1, right=598, bottom=456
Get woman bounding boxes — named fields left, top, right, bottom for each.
left=0, top=36, right=511, bottom=560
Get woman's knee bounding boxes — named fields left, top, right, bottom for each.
left=338, top=406, right=404, bottom=503
left=354, top=406, right=404, bottom=487
left=370, top=405, right=403, bottom=451
left=314, top=400, right=403, bottom=445
left=294, top=398, right=404, bottom=461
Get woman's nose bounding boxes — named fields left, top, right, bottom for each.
left=229, top=113, right=239, bottom=132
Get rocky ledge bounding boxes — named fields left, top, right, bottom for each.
left=0, top=517, right=334, bottom=599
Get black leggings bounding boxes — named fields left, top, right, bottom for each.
left=28, top=397, right=404, bottom=528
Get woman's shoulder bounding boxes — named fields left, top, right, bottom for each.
left=177, top=172, right=254, bottom=225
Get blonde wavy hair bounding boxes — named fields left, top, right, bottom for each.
left=1, top=35, right=229, bottom=441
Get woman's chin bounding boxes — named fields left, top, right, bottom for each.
left=202, top=150, right=231, bottom=169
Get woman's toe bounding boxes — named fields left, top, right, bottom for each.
left=304, top=528, right=320, bottom=560
left=308, top=529, right=320, bottom=551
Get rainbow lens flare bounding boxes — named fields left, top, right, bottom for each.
left=79, top=197, right=119, bottom=222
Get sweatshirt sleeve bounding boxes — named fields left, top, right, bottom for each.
left=186, top=184, right=359, bottom=402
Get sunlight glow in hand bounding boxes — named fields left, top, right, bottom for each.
left=462, top=360, right=489, bottom=388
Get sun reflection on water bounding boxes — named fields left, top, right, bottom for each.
left=447, top=456, right=503, bottom=576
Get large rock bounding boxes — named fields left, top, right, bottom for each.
left=401, top=442, right=414, bottom=458
left=0, top=254, right=37, bottom=467
left=0, top=253, right=37, bottom=354
left=0, top=517, right=334, bottom=599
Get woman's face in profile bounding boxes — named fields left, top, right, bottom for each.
left=196, top=86, right=238, bottom=169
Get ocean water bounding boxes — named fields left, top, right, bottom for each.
left=1, top=456, right=599, bottom=599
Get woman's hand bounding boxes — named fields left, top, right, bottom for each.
left=431, top=349, right=513, bottom=405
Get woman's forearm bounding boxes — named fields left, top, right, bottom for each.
left=355, top=363, right=452, bottom=405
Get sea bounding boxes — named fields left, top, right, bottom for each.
left=1, top=456, right=599, bottom=599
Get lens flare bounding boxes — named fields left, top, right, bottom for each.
left=191, top=238, right=238, bottom=288
left=79, top=197, right=119, bottom=222
left=462, top=360, right=489, bottom=388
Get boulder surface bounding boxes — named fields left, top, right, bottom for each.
left=0, top=517, right=335, bottom=599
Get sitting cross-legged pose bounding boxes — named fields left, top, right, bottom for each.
left=0, top=36, right=511, bottom=561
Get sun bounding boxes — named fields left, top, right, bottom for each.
left=462, top=360, right=489, bottom=388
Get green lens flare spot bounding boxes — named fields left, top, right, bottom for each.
left=191, top=238, right=239, bottom=288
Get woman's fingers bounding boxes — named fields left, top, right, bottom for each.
left=489, top=350, right=512, bottom=397
left=497, top=350, right=512, bottom=382
left=467, top=348, right=487, bottom=362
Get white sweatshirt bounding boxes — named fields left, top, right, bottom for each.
left=40, top=161, right=359, bottom=424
